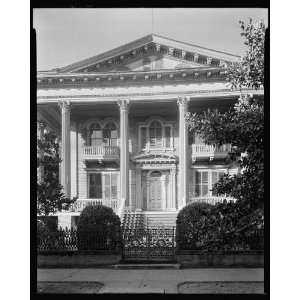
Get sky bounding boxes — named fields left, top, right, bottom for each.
left=33, top=8, right=268, bottom=71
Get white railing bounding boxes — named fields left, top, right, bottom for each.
left=192, top=143, right=231, bottom=160
left=69, top=198, right=120, bottom=214
left=83, top=146, right=119, bottom=157
left=189, top=196, right=236, bottom=206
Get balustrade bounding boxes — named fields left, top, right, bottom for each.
left=82, top=145, right=119, bottom=158
left=188, top=195, right=236, bottom=205
left=70, top=198, right=120, bottom=213
left=191, top=143, right=231, bottom=161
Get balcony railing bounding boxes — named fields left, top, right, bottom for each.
left=191, top=143, right=231, bottom=161
left=82, top=146, right=119, bottom=161
left=69, top=198, right=120, bottom=214
left=189, top=195, right=236, bottom=206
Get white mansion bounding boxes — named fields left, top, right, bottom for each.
left=37, top=34, right=264, bottom=229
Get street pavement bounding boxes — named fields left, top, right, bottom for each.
left=37, top=268, right=264, bottom=294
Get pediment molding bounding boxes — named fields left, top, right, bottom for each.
left=44, top=34, right=240, bottom=74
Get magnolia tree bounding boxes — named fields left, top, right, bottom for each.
left=37, top=121, right=76, bottom=216
left=187, top=19, right=266, bottom=216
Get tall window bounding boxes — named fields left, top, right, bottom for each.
left=103, top=122, right=118, bottom=146
left=104, top=173, right=118, bottom=200
left=88, top=173, right=102, bottom=198
left=165, top=127, right=171, bottom=148
left=88, top=172, right=119, bottom=199
left=88, top=123, right=102, bottom=146
left=195, top=171, right=209, bottom=197
left=141, top=127, right=147, bottom=149
left=194, top=170, right=226, bottom=197
left=149, top=121, right=162, bottom=148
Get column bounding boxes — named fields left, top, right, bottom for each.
left=170, top=168, right=177, bottom=210
left=177, top=96, right=190, bottom=209
left=37, top=121, right=45, bottom=183
left=135, top=168, right=142, bottom=211
left=59, top=100, right=71, bottom=198
left=118, top=99, right=129, bottom=207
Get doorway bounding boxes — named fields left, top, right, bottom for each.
left=148, top=171, right=162, bottom=210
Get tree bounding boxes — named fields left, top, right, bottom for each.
left=186, top=19, right=266, bottom=210
left=37, top=121, right=76, bottom=215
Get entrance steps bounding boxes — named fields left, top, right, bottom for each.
left=144, top=211, right=178, bottom=228
left=121, top=211, right=178, bottom=230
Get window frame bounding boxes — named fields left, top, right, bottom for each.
left=87, top=171, right=119, bottom=200
left=193, top=169, right=227, bottom=198
left=138, top=119, right=174, bottom=151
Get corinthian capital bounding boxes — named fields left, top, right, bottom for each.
left=59, top=100, right=71, bottom=111
left=177, top=96, right=190, bottom=107
left=117, top=99, right=130, bottom=111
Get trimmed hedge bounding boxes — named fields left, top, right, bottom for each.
left=176, top=201, right=264, bottom=251
left=77, top=204, right=121, bottom=251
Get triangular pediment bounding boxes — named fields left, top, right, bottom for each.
left=54, top=34, right=240, bottom=74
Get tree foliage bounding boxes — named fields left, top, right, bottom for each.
left=186, top=19, right=266, bottom=210
left=227, top=19, right=265, bottom=90
left=37, top=122, right=76, bottom=215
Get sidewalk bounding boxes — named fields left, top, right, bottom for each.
left=37, top=268, right=264, bottom=293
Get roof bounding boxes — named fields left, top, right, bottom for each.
left=41, top=34, right=240, bottom=74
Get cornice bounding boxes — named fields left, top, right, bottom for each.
left=37, top=88, right=264, bottom=104
left=37, top=67, right=228, bottom=88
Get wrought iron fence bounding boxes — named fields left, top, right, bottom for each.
left=37, top=227, right=121, bottom=253
left=122, top=227, right=176, bottom=261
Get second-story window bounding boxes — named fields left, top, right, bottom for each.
left=139, top=119, right=173, bottom=150
left=86, top=121, right=118, bottom=147
left=88, top=123, right=102, bottom=146
left=103, top=122, right=118, bottom=146
left=149, top=121, right=162, bottom=148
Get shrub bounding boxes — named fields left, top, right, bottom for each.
left=77, top=204, right=121, bottom=251
left=37, top=219, right=50, bottom=249
left=176, top=200, right=264, bottom=251
left=37, top=216, right=58, bottom=231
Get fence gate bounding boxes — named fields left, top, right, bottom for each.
left=122, top=226, right=176, bottom=262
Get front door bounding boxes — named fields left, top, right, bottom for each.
left=148, top=171, right=162, bottom=210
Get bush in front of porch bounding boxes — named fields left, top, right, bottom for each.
left=77, top=204, right=121, bottom=251
left=176, top=201, right=264, bottom=252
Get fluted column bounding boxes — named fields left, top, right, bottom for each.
left=118, top=99, right=130, bottom=207
left=177, top=96, right=190, bottom=209
left=59, top=100, right=71, bottom=198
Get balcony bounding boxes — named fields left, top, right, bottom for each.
left=191, top=143, right=231, bottom=162
left=82, top=145, right=119, bottom=161
left=69, top=198, right=120, bottom=214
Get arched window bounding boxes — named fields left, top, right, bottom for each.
left=149, top=121, right=162, bottom=148
left=88, top=123, right=102, bottom=146
left=103, top=122, right=118, bottom=146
